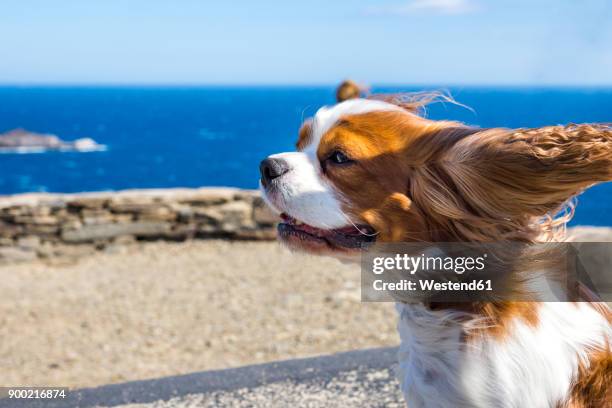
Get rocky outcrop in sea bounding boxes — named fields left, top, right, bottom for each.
left=0, top=128, right=106, bottom=153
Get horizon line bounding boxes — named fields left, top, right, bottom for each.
left=1, top=82, right=612, bottom=90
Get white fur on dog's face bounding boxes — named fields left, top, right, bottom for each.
left=260, top=99, right=402, bottom=229
left=259, top=151, right=347, bottom=229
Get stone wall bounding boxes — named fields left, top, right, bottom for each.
left=0, top=188, right=279, bottom=263
left=1, top=188, right=610, bottom=265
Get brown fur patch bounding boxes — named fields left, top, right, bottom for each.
left=561, top=348, right=612, bottom=407
left=315, top=110, right=465, bottom=242
left=336, top=80, right=362, bottom=102
left=296, top=118, right=313, bottom=151
left=453, top=302, right=541, bottom=341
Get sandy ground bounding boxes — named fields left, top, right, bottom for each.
left=0, top=241, right=398, bottom=388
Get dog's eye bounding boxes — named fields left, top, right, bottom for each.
left=329, top=150, right=352, bottom=165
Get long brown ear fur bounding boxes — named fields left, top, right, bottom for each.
left=411, top=124, right=612, bottom=242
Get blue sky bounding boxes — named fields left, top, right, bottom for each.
left=2, top=0, right=611, bottom=85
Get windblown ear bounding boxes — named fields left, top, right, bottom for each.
left=412, top=124, right=612, bottom=241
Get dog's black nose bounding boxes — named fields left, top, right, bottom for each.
left=260, top=158, right=289, bottom=187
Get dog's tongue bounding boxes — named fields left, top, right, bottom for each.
left=278, top=213, right=376, bottom=249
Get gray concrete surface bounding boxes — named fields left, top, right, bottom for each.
left=0, top=347, right=403, bottom=408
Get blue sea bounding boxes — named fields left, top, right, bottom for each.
left=0, top=86, right=610, bottom=226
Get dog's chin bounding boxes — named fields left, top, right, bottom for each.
left=277, top=214, right=376, bottom=261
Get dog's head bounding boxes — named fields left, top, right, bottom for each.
left=260, top=95, right=612, bottom=258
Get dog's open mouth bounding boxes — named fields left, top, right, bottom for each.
left=278, top=213, right=376, bottom=250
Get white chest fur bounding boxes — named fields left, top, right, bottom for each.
left=395, top=302, right=610, bottom=408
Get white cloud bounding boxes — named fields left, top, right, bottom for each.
left=365, top=0, right=479, bottom=16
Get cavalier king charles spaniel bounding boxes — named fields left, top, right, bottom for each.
left=259, top=94, right=611, bottom=408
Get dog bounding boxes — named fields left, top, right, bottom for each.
left=259, top=94, right=611, bottom=407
